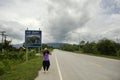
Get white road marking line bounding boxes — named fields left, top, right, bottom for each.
left=54, top=53, right=63, bottom=80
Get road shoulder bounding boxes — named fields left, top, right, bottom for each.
left=34, top=52, right=60, bottom=80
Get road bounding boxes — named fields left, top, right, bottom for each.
left=35, top=49, right=120, bottom=80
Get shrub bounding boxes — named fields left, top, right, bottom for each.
left=96, top=39, right=116, bottom=55
left=0, top=61, right=5, bottom=75
left=116, top=50, right=120, bottom=56
left=2, top=59, right=11, bottom=72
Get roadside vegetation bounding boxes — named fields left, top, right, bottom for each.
left=0, top=40, right=52, bottom=80
left=59, top=38, right=120, bottom=59
left=0, top=57, right=42, bottom=80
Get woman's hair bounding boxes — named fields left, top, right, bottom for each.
left=44, top=48, right=47, bottom=50
left=43, top=48, right=49, bottom=55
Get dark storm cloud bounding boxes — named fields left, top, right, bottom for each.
left=100, top=0, right=120, bottom=14
left=0, top=0, right=14, bottom=6
left=47, top=0, right=91, bottom=42
left=0, top=0, right=120, bottom=44
left=0, top=20, right=25, bottom=41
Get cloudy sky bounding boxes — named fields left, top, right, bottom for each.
left=0, top=0, right=120, bottom=44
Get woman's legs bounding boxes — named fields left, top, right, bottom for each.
left=46, top=61, right=50, bottom=71
left=42, top=61, right=46, bottom=71
left=43, top=61, right=50, bottom=71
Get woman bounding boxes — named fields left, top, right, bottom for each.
left=42, top=48, right=51, bottom=72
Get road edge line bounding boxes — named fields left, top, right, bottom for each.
left=54, top=53, right=63, bottom=80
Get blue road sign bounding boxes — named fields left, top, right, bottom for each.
left=25, top=30, right=42, bottom=47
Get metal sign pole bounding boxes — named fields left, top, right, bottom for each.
left=38, top=47, right=39, bottom=53
left=26, top=47, right=28, bottom=62
left=40, top=44, right=42, bottom=55
left=41, top=44, right=42, bottom=55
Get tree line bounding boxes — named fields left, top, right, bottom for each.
left=59, top=38, right=120, bottom=57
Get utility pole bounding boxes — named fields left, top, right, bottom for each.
left=4, top=34, right=8, bottom=43
left=3, top=34, right=8, bottom=50
left=0, top=31, right=6, bottom=52
left=0, top=31, right=6, bottom=43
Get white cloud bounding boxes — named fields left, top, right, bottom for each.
left=0, top=0, right=120, bottom=44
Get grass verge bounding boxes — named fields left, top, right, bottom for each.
left=0, top=56, right=42, bottom=80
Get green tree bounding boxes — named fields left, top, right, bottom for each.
left=82, top=42, right=97, bottom=53
left=80, top=40, right=85, bottom=48
left=60, top=44, right=79, bottom=51
left=96, top=39, right=116, bottom=55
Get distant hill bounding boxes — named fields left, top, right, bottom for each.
left=12, top=43, right=66, bottom=49
left=12, top=44, right=23, bottom=49
left=46, top=43, right=66, bottom=48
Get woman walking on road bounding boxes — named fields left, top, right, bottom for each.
left=42, top=48, right=51, bottom=72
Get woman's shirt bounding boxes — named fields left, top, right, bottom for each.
left=43, top=50, right=49, bottom=61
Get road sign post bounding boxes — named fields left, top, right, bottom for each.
left=25, top=29, right=42, bottom=62
left=26, top=47, right=28, bottom=62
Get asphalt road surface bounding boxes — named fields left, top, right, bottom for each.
left=35, top=49, right=120, bottom=80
